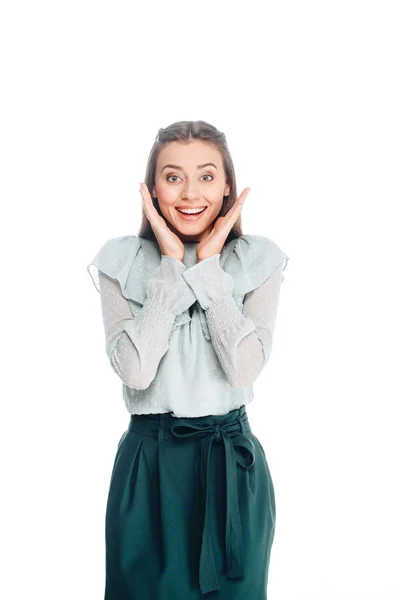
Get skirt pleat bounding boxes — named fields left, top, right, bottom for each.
left=104, top=405, right=276, bottom=599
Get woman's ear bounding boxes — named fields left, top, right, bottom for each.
left=224, top=183, right=230, bottom=196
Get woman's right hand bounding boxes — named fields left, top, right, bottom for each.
left=139, top=183, right=185, bottom=261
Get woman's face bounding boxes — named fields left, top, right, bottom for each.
left=152, top=139, right=230, bottom=243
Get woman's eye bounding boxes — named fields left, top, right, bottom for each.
left=166, top=174, right=213, bottom=183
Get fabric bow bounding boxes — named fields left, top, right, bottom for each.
left=171, top=418, right=255, bottom=595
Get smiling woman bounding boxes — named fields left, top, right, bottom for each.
left=87, top=120, right=289, bottom=599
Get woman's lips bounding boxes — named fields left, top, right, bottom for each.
left=175, top=207, right=208, bottom=221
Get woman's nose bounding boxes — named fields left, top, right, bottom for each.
left=181, top=182, right=201, bottom=198
left=181, top=191, right=198, bottom=199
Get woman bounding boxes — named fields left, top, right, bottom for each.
left=87, top=120, right=289, bottom=599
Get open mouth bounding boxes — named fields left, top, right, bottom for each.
left=175, top=207, right=208, bottom=220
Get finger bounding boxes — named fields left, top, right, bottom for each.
left=140, top=183, right=155, bottom=208
left=237, top=187, right=251, bottom=205
left=140, top=183, right=161, bottom=223
left=225, top=187, right=250, bottom=224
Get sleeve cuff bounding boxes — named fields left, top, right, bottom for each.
left=160, top=254, right=186, bottom=270
left=145, top=254, right=197, bottom=315
left=181, top=254, right=234, bottom=310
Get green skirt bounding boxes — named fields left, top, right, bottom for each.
left=104, top=405, right=276, bottom=599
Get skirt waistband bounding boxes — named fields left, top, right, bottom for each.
left=128, top=404, right=251, bottom=443
left=127, top=404, right=255, bottom=595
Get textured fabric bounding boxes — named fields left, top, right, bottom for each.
left=98, top=261, right=284, bottom=391
left=98, top=257, right=191, bottom=390
left=105, top=405, right=276, bottom=599
left=87, top=234, right=289, bottom=418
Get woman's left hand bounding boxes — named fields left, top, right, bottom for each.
left=196, top=188, right=251, bottom=261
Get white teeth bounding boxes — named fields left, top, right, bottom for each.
left=177, top=207, right=206, bottom=214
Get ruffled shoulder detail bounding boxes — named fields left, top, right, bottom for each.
left=87, top=235, right=194, bottom=327
left=220, top=234, right=289, bottom=298
left=87, top=235, right=144, bottom=301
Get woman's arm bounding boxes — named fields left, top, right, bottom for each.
left=182, top=256, right=285, bottom=387
left=98, top=256, right=192, bottom=390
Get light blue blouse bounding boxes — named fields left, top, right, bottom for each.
left=87, top=234, right=289, bottom=418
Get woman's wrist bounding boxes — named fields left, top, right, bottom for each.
left=161, top=254, right=184, bottom=263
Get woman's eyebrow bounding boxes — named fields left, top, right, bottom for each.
left=161, top=162, right=218, bottom=173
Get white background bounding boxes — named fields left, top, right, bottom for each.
left=1, top=1, right=399, bottom=599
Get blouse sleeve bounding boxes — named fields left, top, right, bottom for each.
left=182, top=254, right=287, bottom=387
left=98, top=255, right=190, bottom=390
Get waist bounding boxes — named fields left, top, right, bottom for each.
left=123, top=377, right=254, bottom=418
left=128, top=404, right=251, bottom=442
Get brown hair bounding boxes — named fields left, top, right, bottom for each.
left=136, top=120, right=243, bottom=244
